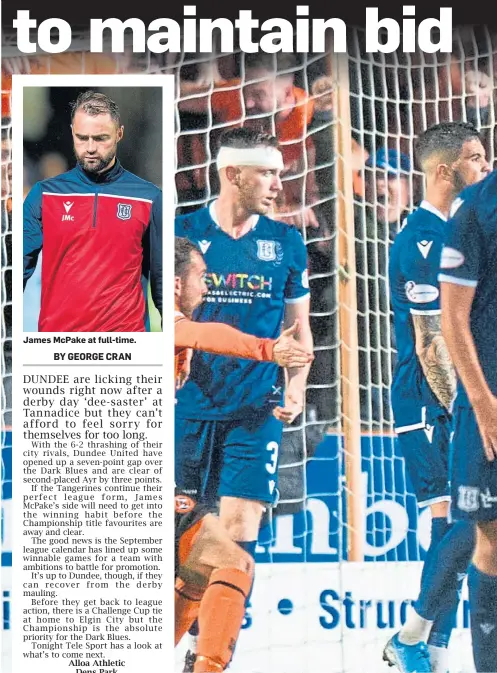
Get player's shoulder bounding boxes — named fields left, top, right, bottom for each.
left=408, top=202, right=445, bottom=232
left=37, top=167, right=79, bottom=190
left=32, top=167, right=85, bottom=197
left=175, top=206, right=213, bottom=236
left=119, top=168, right=161, bottom=200
left=390, top=205, right=445, bottom=275
left=258, top=215, right=306, bottom=245
left=394, top=203, right=444, bottom=247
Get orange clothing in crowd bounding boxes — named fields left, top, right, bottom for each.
left=351, top=138, right=370, bottom=199
left=174, top=307, right=275, bottom=389
left=211, top=81, right=314, bottom=168
left=176, top=81, right=315, bottom=202
left=212, top=81, right=318, bottom=214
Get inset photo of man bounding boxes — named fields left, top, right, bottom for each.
left=22, top=85, right=163, bottom=332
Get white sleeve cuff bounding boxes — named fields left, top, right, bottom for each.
left=438, top=274, right=478, bottom=288
left=284, top=293, right=310, bottom=304
left=409, top=308, right=441, bottom=315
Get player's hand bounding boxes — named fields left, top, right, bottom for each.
left=272, top=320, right=314, bottom=368
left=273, top=389, right=304, bottom=425
left=473, top=395, right=497, bottom=461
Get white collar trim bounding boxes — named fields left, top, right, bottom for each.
left=209, top=200, right=259, bottom=230
left=419, top=199, right=447, bottom=222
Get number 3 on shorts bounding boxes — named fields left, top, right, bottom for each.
left=265, top=441, right=279, bottom=475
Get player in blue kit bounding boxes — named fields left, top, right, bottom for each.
left=175, top=128, right=313, bottom=669
left=384, top=122, right=489, bottom=673
left=439, top=169, right=497, bottom=673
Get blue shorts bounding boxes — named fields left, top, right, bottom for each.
left=450, top=405, right=497, bottom=522
left=395, top=412, right=451, bottom=507
left=175, top=409, right=283, bottom=506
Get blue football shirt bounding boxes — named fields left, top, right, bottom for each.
left=175, top=201, right=310, bottom=420
left=439, top=170, right=497, bottom=404
left=389, top=200, right=448, bottom=431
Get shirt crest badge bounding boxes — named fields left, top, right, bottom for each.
left=117, top=203, right=132, bottom=220
left=457, top=485, right=480, bottom=512
left=256, top=240, right=276, bottom=261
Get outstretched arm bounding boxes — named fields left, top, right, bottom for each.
left=175, top=316, right=313, bottom=368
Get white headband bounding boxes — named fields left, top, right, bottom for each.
left=216, top=146, right=284, bottom=171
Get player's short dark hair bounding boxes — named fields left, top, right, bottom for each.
left=415, top=122, right=482, bottom=169
left=175, top=237, right=202, bottom=278
left=243, top=52, right=298, bottom=76
left=217, top=127, right=279, bottom=151
left=70, top=91, right=121, bottom=127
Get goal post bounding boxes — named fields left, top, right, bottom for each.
left=329, top=49, right=364, bottom=562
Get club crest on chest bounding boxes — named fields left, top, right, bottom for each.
left=117, top=203, right=132, bottom=220
left=256, top=239, right=283, bottom=264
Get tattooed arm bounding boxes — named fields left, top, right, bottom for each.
left=412, top=313, right=457, bottom=411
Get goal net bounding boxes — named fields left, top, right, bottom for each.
left=2, top=25, right=497, bottom=673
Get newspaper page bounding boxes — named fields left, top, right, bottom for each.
left=2, top=5, right=493, bottom=673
